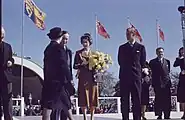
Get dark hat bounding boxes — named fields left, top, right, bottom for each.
left=47, top=27, right=63, bottom=40
left=178, top=6, right=185, bottom=13
left=80, top=32, right=93, bottom=45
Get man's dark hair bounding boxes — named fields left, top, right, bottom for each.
left=179, top=47, right=184, bottom=57
left=156, top=47, right=164, bottom=52
left=62, top=30, right=68, bottom=36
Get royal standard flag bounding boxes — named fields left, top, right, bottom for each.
left=24, top=0, right=46, bottom=30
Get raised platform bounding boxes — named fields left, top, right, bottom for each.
left=2, top=112, right=184, bottom=120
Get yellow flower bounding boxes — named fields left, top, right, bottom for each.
left=96, top=64, right=102, bottom=70
left=95, top=51, right=100, bottom=55
left=88, top=50, right=112, bottom=71
left=99, top=57, right=104, bottom=62
left=100, top=69, right=104, bottom=73
left=104, top=64, right=109, bottom=69
left=89, top=66, right=93, bottom=70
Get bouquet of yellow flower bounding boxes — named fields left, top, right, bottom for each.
left=88, top=51, right=112, bottom=83
left=88, top=51, right=112, bottom=73
left=75, top=50, right=112, bottom=82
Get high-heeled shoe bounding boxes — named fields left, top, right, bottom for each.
left=142, top=116, right=147, bottom=120
left=181, top=115, right=185, bottom=119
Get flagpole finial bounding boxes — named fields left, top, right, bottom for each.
left=127, top=17, right=131, bottom=28
left=178, top=6, right=185, bottom=13
left=127, top=16, right=129, bottom=19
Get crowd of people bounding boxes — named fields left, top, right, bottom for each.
left=12, top=105, right=42, bottom=116
left=0, top=25, right=185, bottom=120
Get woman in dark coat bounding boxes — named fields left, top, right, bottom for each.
left=173, top=47, right=185, bottom=119
left=41, top=28, right=73, bottom=120
left=73, top=33, right=99, bottom=120
left=141, top=61, right=152, bottom=120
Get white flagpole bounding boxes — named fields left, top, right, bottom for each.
left=184, top=0, right=185, bottom=60
left=127, top=16, right=131, bottom=27
left=95, top=14, right=98, bottom=50
left=20, top=0, right=25, bottom=116
left=156, top=19, right=159, bottom=48
left=1, top=0, right=2, bottom=27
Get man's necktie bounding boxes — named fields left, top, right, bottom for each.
left=129, top=43, right=133, bottom=47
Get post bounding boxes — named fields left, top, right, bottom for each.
left=127, top=16, right=130, bottom=27
left=156, top=19, right=159, bottom=48
left=1, top=0, right=2, bottom=28
left=183, top=0, right=185, bottom=60
left=95, top=14, right=98, bottom=50
left=75, top=98, right=79, bottom=115
left=20, top=97, right=25, bottom=116
left=178, top=0, right=185, bottom=65
left=176, top=102, right=180, bottom=112
left=20, top=0, right=25, bottom=116
left=117, top=97, right=121, bottom=114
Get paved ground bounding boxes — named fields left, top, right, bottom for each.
left=2, top=112, right=184, bottom=120
left=15, top=116, right=120, bottom=120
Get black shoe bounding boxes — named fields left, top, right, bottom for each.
left=164, top=117, right=171, bottom=119
left=142, top=116, right=147, bottom=120
left=181, top=115, right=185, bottom=119
left=157, top=116, right=162, bottom=119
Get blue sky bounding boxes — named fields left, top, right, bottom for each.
left=2, top=0, right=184, bottom=80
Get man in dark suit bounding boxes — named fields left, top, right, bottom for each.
left=118, top=27, right=146, bottom=120
left=149, top=47, right=171, bottom=119
left=41, top=27, right=74, bottom=120
left=0, top=27, right=14, bottom=120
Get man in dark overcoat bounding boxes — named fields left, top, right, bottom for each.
left=50, top=30, right=74, bottom=120
left=41, top=27, right=74, bottom=120
left=0, top=27, right=14, bottom=120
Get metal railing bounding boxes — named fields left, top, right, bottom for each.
left=70, top=96, right=181, bottom=115
left=12, top=97, right=24, bottom=116
left=11, top=96, right=180, bottom=116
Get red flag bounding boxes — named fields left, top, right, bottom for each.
left=129, top=23, right=142, bottom=42
left=96, top=20, right=110, bottom=39
left=158, top=25, right=164, bottom=41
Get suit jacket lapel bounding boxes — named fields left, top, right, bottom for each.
left=162, top=59, right=167, bottom=70
left=125, top=42, right=133, bottom=52
left=68, top=49, right=72, bottom=64
left=3, top=42, right=6, bottom=65
left=132, top=42, right=138, bottom=54
left=66, top=47, right=73, bottom=66
left=66, top=47, right=71, bottom=60
left=125, top=42, right=130, bottom=48
left=130, top=42, right=139, bottom=56
left=154, top=58, right=162, bottom=71
left=158, top=58, right=166, bottom=69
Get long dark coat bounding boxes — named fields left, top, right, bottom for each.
left=173, top=57, right=185, bottom=103
left=0, top=41, right=14, bottom=119
left=0, top=41, right=14, bottom=83
left=41, top=41, right=73, bottom=111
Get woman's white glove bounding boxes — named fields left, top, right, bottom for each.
left=181, top=70, right=185, bottom=75
left=7, top=61, right=12, bottom=67
left=142, top=68, right=149, bottom=75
